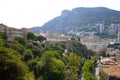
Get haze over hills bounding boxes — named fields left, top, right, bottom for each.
left=31, top=7, right=120, bottom=34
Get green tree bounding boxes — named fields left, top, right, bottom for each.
left=31, top=48, right=42, bottom=57
left=67, top=53, right=81, bottom=70
left=23, top=49, right=34, bottom=62
left=0, top=47, right=34, bottom=80
left=0, top=39, right=4, bottom=47
left=37, top=35, right=46, bottom=42
left=72, top=41, right=87, bottom=57
left=82, top=59, right=96, bottom=80
left=72, top=40, right=95, bottom=58
left=91, top=55, right=100, bottom=62
left=14, top=36, right=27, bottom=46
left=63, top=53, right=81, bottom=80
left=10, top=43, right=26, bottom=55
left=64, top=66, right=79, bottom=80
left=32, top=51, right=65, bottom=80
left=83, top=72, right=96, bottom=80
left=82, top=60, right=93, bottom=72
left=27, top=32, right=37, bottom=40
left=0, top=32, right=8, bottom=40
left=48, top=58, right=65, bottom=80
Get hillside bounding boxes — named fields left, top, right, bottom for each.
left=31, top=7, right=120, bottom=34
left=30, top=26, right=42, bottom=34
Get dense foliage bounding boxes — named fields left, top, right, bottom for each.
left=0, top=32, right=98, bottom=80
left=82, top=56, right=100, bottom=80
left=27, top=32, right=46, bottom=41
left=72, top=40, right=95, bottom=58
left=0, top=32, right=8, bottom=40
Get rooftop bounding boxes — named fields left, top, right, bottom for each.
left=101, top=65, right=120, bottom=78
left=100, top=57, right=120, bottom=78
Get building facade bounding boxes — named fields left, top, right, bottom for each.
left=0, top=23, right=28, bottom=40
left=118, top=32, right=120, bottom=42
left=96, top=23, right=105, bottom=34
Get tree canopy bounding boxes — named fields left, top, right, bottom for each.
left=0, top=31, right=97, bottom=80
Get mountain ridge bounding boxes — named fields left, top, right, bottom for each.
left=31, top=7, right=120, bottom=34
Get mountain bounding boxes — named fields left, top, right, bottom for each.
left=31, top=7, right=120, bottom=34
left=30, top=26, right=41, bottom=34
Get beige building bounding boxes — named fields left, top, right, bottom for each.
left=0, top=23, right=28, bottom=40
left=46, top=36, right=71, bottom=42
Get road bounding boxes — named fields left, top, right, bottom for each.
left=80, top=72, right=83, bottom=80
left=95, top=61, right=100, bottom=80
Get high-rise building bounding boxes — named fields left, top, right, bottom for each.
left=96, top=23, right=104, bottom=34
left=118, top=32, right=120, bottom=42
left=111, top=24, right=119, bottom=34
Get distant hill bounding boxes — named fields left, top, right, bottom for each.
left=30, top=26, right=42, bottom=34
left=31, top=7, right=120, bottom=34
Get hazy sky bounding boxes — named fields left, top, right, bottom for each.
left=0, top=0, right=120, bottom=28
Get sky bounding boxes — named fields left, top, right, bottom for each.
left=0, top=0, right=120, bottom=28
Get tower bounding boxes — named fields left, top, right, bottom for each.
left=118, top=32, right=120, bottom=42
left=96, top=23, right=104, bottom=34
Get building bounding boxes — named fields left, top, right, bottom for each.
left=96, top=23, right=105, bottom=34
left=21, top=28, right=28, bottom=37
left=46, top=36, right=71, bottom=42
left=0, top=23, right=7, bottom=33
left=0, top=23, right=28, bottom=40
left=45, top=30, right=59, bottom=37
left=7, top=27, right=22, bottom=40
left=111, top=23, right=120, bottom=34
left=118, top=32, right=120, bottom=42
left=100, top=57, right=120, bottom=80
left=107, top=42, right=120, bottom=56
left=111, top=24, right=119, bottom=34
